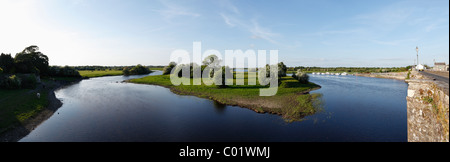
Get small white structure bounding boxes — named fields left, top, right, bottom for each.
left=416, top=64, right=425, bottom=71
left=341, top=72, right=348, bottom=76
left=37, top=93, right=40, bottom=99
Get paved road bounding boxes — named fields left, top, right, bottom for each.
left=420, top=71, right=449, bottom=95
left=420, top=71, right=449, bottom=84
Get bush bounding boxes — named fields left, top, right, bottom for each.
left=0, top=75, right=21, bottom=89
left=123, top=67, right=130, bottom=76
left=124, top=64, right=151, bottom=76
left=19, top=74, right=37, bottom=89
left=293, top=70, right=309, bottom=84
left=162, top=62, right=177, bottom=75
left=213, top=66, right=229, bottom=88
left=0, top=67, right=3, bottom=74
left=48, top=66, right=81, bottom=77
left=278, top=62, right=287, bottom=77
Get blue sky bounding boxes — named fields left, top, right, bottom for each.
left=0, top=0, right=448, bottom=67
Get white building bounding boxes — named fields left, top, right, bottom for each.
left=416, top=64, right=425, bottom=71
left=433, top=62, right=447, bottom=71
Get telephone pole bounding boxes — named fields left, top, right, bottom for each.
left=416, top=46, right=419, bottom=66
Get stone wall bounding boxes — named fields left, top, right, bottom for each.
left=406, top=71, right=449, bottom=142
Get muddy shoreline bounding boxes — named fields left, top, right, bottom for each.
left=0, top=79, right=81, bottom=142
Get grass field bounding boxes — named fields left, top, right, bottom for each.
left=129, top=72, right=322, bottom=122
left=79, top=70, right=123, bottom=78
left=0, top=88, right=49, bottom=134
left=149, top=67, right=164, bottom=71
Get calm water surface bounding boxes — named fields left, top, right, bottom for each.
left=20, top=72, right=407, bottom=142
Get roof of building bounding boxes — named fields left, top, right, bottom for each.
left=434, top=62, right=446, bottom=66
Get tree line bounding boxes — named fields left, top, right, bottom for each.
left=160, top=55, right=301, bottom=88
left=289, top=66, right=411, bottom=73
left=1, top=45, right=83, bottom=89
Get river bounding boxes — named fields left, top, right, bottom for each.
left=20, top=72, right=407, bottom=142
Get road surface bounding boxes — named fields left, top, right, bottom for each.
left=419, top=71, right=449, bottom=84
left=419, top=71, right=449, bottom=95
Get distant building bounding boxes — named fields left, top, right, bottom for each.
left=416, top=64, right=425, bottom=71
left=433, top=62, right=447, bottom=71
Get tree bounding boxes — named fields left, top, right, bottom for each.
left=202, top=55, right=220, bottom=67
left=278, top=62, right=287, bottom=77
left=162, top=62, right=177, bottom=75
left=0, top=53, right=15, bottom=73
left=14, top=45, right=49, bottom=75
left=213, top=66, right=229, bottom=88
left=293, top=69, right=309, bottom=84
left=123, top=67, right=131, bottom=76
left=124, top=64, right=151, bottom=76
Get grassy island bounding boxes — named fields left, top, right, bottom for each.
left=128, top=72, right=322, bottom=122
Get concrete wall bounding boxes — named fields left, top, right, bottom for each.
left=406, top=71, right=449, bottom=142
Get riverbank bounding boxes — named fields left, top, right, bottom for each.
left=354, top=71, right=408, bottom=80
left=79, top=70, right=123, bottom=78
left=0, top=78, right=81, bottom=142
left=127, top=74, right=322, bottom=122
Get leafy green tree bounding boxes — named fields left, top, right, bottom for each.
left=202, top=55, right=220, bottom=67
left=124, top=64, right=151, bottom=76
left=278, top=62, right=287, bottom=77
left=123, top=67, right=131, bottom=76
left=0, top=75, right=21, bottom=89
left=0, top=53, right=15, bottom=73
left=162, top=62, right=177, bottom=75
left=213, top=66, right=228, bottom=88
left=14, top=45, right=49, bottom=75
left=294, top=69, right=309, bottom=84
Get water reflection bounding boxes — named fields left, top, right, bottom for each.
left=20, top=73, right=407, bottom=142
left=213, top=100, right=227, bottom=113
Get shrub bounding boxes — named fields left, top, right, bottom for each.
left=129, top=64, right=151, bottom=75
left=213, top=66, right=228, bottom=88
left=0, top=67, right=3, bottom=74
left=278, top=62, right=287, bottom=77
left=19, top=74, right=37, bottom=89
left=48, top=66, right=81, bottom=77
left=162, top=62, right=177, bottom=75
left=124, top=64, right=151, bottom=76
left=60, top=66, right=81, bottom=77
left=258, top=65, right=279, bottom=86
left=123, top=67, right=130, bottom=76
left=0, top=75, right=21, bottom=89
left=293, top=70, right=309, bottom=84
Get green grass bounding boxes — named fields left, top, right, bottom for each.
left=0, top=89, right=49, bottom=133
left=79, top=70, right=123, bottom=78
left=129, top=73, right=322, bottom=122
left=149, top=67, right=164, bottom=71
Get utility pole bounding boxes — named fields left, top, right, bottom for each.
left=416, top=46, right=419, bottom=66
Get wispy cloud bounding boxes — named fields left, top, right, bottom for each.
left=154, top=0, right=200, bottom=22
left=220, top=0, right=240, bottom=15
left=220, top=12, right=280, bottom=44
left=220, top=13, right=236, bottom=27
left=248, top=20, right=279, bottom=44
left=313, top=29, right=366, bottom=37
left=370, top=38, right=419, bottom=46
left=219, top=1, right=280, bottom=44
